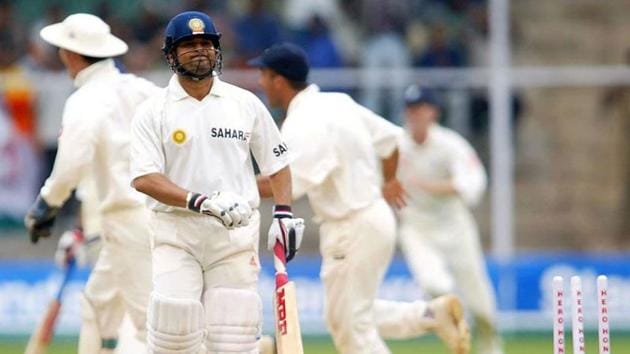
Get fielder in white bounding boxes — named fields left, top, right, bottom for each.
left=251, top=43, right=470, bottom=354
left=395, top=85, right=503, bottom=354
left=129, top=12, right=303, bottom=354
left=24, top=13, right=158, bottom=353
left=55, top=176, right=148, bottom=354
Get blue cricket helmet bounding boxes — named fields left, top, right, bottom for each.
left=162, top=11, right=222, bottom=55
left=162, top=11, right=223, bottom=79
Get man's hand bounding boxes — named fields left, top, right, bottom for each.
left=267, top=205, right=304, bottom=262
left=187, top=191, right=252, bottom=229
left=55, top=228, right=88, bottom=268
left=24, top=196, right=60, bottom=244
left=383, top=178, right=408, bottom=210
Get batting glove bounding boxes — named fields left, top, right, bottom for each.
left=267, top=205, right=304, bottom=262
left=24, top=195, right=60, bottom=244
left=187, top=191, right=252, bottom=229
left=54, top=228, right=88, bottom=268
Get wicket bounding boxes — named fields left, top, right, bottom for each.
left=553, top=275, right=611, bottom=354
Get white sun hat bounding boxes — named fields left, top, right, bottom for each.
left=40, top=13, right=128, bottom=58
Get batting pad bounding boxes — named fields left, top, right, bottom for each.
left=204, top=288, right=262, bottom=353
left=147, top=292, right=205, bottom=354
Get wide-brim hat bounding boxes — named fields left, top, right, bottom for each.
left=40, top=13, right=128, bottom=58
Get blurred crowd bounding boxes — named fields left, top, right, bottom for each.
left=0, top=0, right=499, bottom=224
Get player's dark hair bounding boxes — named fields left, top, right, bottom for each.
left=287, top=80, right=308, bottom=91
left=80, top=55, right=107, bottom=65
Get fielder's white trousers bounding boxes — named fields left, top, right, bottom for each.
left=80, top=207, right=152, bottom=353
left=319, top=199, right=430, bottom=354
left=399, top=207, right=498, bottom=336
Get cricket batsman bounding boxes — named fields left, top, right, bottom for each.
left=129, top=11, right=303, bottom=354
left=24, top=13, right=158, bottom=353
left=395, top=85, right=503, bottom=354
left=251, top=42, right=470, bottom=354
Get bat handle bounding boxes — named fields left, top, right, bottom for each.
left=273, top=241, right=289, bottom=287
left=55, top=259, right=75, bottom=302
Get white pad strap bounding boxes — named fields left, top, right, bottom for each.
left=205, top=288, right=262, bottom=353
left=147, top=292, right=205, bottom=354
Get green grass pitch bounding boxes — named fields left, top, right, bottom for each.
left=1, top=333, right=628, bottom=353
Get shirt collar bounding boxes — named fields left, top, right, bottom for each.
left=74, top=59, right=118, bottom=88
left=167, top=74, right=227, bottom=101
left=287, top=84, right=319, bottom=116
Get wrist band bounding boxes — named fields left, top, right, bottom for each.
left=186, top=192, right=206, bottom=212
left=273, top=204, right=292, bottom=218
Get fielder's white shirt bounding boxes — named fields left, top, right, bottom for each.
left=282, top=84, right=402, bottom=221
left=130, top=75, right=291, bottom=212
left=40, top=59, right=159, bottom=213
left=398, top=124, right=487, bottom=223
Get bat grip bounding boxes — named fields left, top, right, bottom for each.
left=273, top=241, right=289, bottom=287
left=55, top=259, right=75, bottom=302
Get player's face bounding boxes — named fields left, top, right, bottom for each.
left=405, top=104, right=439, bottom=143
left=258, top=68, right=282, bottom=107
left=57, top=48, right=80, bottom=79
left=174, top=37, right=217, bottom=77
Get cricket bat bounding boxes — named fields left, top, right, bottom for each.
left=24, top=261, right=75, bottom=354
left=273, top=237, right=304, bottom=354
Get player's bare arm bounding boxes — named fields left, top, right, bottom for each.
left=268, top=166, right=292, bottom=205
left=254, top=166, right=293, bottom=200
left=256, top=175, right=273, bottom=198
left=381, top=147, right=408, bottom=209
left=133, top=173, right=188, bottom=208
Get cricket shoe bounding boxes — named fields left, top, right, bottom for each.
left=428, top=295, right=471, bottom=354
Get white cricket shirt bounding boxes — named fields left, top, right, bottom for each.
left=130, top=75, right=291, bottom=212
left=40, top=59, right=159, bottom=213
left=282, top=84, right=402, bottom=221
left=398, top=124, right=487, bottom=222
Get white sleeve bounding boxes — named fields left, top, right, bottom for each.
left=129, top=102, right=165, bottom=181
left=449, top=137, right=487, bottom=206
left=354, top=100, right=403, bottom=158
left=40, top=98, right=97, bottom=206
left=249, top=96, right=292, bottom=176
left=282, top=116, right=338, bottom=200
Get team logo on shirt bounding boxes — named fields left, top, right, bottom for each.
left=188, top=18, right=205, bottom=35
left=211, top=127, right=250, bottom=142
left=172, top=129, right=187, bottom=144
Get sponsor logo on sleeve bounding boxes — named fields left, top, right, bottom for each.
left=273, top=143, right=288, bottom=157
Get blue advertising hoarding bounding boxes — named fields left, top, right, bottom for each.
left=0, top=253, right=629, bottom=335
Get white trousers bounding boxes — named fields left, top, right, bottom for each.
left=399, top=210, right=498, bottom=334
left=80, top=207, right=152, bottom=352
left=320, top=199, right=429, bottom=354
left=148, top=209, right=261, bottom=315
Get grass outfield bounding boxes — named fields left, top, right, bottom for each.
left=1, top=333, right=629, bottom=353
